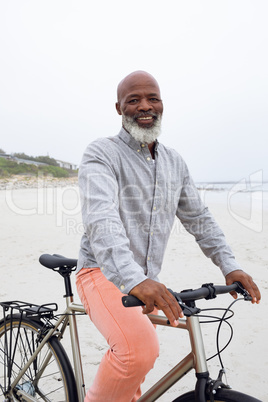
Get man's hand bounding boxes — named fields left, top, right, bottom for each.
left=225, top=270, right=261, bottom=304
left=129, top=279, right=184, bottom=327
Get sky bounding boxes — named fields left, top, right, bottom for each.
left=0, top=0, right=267, bottom=182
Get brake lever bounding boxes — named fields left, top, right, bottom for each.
left=179, top=302, right=201, bottom=317
left=234, top=281, right=253, bottom=301
left=168, top=289, right=201, bottom=317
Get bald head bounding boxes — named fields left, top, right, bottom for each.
left=117, top=71, right=161, bottom=103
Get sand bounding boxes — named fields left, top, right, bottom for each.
left=0, top=181, right=267, bottom=401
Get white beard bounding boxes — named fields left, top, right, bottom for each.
left=122, top=113, right=162, bottom=144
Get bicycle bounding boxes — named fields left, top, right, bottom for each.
left=0, top=254, right=262, bottom=402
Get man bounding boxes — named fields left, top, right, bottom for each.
left=76, top=71, right=261, bottom=402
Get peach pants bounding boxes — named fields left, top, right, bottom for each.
left=76, top=268, right=159, bottom=402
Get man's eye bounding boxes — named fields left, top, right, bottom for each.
left=150, top=98, right=159, bottom=102
left=128, top=99, right=138, bottom=104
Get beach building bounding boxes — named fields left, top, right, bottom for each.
left=55, top=159, right=77, bottom=170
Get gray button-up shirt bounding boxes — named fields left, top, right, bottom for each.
left=77, top=128, right=241, bottom=293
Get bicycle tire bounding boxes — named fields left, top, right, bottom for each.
left=172, top=388, right=261, bottom=402
left=0, top=315, right=78, bottom=401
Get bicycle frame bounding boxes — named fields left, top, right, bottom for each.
left=6, top=293, right=209, bottom=402
left=13, top=294, right=210, bottom=402
left=67, top=294, right=210, bottom=402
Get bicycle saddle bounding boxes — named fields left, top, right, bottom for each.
left=39, top=254, right=77, bottom=269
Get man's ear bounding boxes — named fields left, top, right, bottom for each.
left=115, top=102, right=122, bottom=115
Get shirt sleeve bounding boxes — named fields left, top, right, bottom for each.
left=79, top=141, right=148, bottom=293
left=176, top=163, right=242, bottom=277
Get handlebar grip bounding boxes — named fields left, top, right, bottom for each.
left=122, top=295, right=144, bottom=307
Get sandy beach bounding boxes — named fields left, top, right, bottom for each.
left=0, top=180, right=267, bottom=401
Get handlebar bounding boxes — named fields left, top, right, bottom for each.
left=122, top=282, right=252, bottom=316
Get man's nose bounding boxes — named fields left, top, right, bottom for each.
left=137, top=98, right=152, bottom=111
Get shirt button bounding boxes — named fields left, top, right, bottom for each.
left=120, top=285, right=125, bottom=290
left=137, top=149, right=140, bottom=152
left=141, top=144, right=145, bottom=147
left=153, top=206, right=156, bottom=210
left=147, top=257, right=150, bottom=261
left=147, top=157, right=150, bottom=161
left=151, top=232, right=153, bottom=236
left=101, top=267, right=104, bottom=271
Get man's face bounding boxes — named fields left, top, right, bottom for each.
left=116, top=74, right=163, bottom=129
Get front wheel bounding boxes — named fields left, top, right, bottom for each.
left=0, top=315, right=78, bottom=401
left=173, top=388, right=262, bottom=402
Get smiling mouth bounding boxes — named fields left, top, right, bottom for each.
left=137, top=116, right=154, bottom=121
left=136, top=115, right=156, bottom=125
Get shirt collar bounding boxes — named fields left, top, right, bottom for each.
left=118, top=127, right=159, bottom=152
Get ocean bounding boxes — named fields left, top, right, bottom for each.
left=196, top=181, right=268, bottom=193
